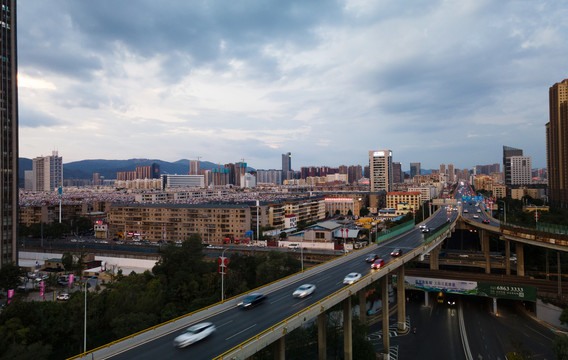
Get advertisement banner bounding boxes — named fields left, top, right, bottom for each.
left=478, top=283, right=536, bottom=301
left=394, top=275, right=478, bottom=295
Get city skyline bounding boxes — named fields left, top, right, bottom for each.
left=17, top=1, right=567, bottom=169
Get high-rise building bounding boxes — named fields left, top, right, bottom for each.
left=189, top=160, right=200, bottom=175
left=347, top=165, right=363, bottom=184
left=282, top=152, right=291, bottom=181
left=136, top=163, right=160, bottom=179
left=1, top=0, right=17, bottom=266
left=235, top=162, right=247, bottom=187
left=447, top=164, right=455, bottom=183
left=33, top=151, right=63, bottom=192
left=410, top=162, right=421, bottom=179
left=369, top=150, right=393, bottom=192
left=546, top=79, right=568, bottom=207
left=392, top=162, right=402, bottom=183
left=510, top=156, right=532, bottom=186
left=503, top=146, right=523, bottom=186
left=475, top=163, right=500, bottom=175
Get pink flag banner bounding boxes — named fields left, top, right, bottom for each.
left=7, top=289, right=13, bottom=304
left=40, top=281, right=45, bottom=297
left=69, top=274, right=74, bottom=288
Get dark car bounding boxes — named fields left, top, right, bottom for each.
left=365, top=254, right=380, bottom=263
left=482, top=219, right=490, bottom=224
left=390, top=248, right=402, bottom=257
left=237, top=293, right=266, bottom=309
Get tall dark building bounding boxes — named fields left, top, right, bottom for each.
left=0, top=0, right=17, bottom=267
left=410, top=162, right=421, bottom=179
left=281, top=152, right=291, bottom=181
left=503, top=146, right=523, bottom=187
left=546, top=79, right=568, bottom=207
left=392, top=162, right=402, bottom=183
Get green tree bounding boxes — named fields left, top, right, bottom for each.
left=554, top=334, right=568, bottom=360
left=61, top=252, right=73, bottom=272
left=0, top=263, right=24, bottom=292
left=359, top=207, right=370, bottom=217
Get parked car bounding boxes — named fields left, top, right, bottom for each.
left=390, top=248, right=402, bottom=257
left=173, top=322, right=216, bottom=348
left=56, top=293, right=69, bottom=301
left=292, top=284, right=316, bottom=298
left=371, top=259, right=385, bottom=270
left=343, top=272, right=362, bottom=285
left=237, top=293, right=266, bottom=309
left=365, top=254, right=380, bottom=263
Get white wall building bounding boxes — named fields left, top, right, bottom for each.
left=32, top=151, right=63, bottom=192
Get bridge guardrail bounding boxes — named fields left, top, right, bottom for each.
left=501, top=224, right=568, bottom=246
left=377, top=220, right=415, bottom=243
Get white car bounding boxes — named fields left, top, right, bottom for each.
left=56, top=293, right=69, bottom=301
left=343, top=272, right=362, bottom=285
left=173, top=322, right=216, bottom=348
left=292, top=284, right=316, bottom=298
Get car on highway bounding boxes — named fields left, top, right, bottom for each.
left=292, top=284, right=316, bottom=298
left=173, top=322, right=216, bottom=348
left=390, top=248, right=402, bottom=257
left=482, top=219, right=490, bottom=224
left=371, top=259, right=385, bottom=270
left=343, top=272, right=362, bottom=285
left=477, top=209, right=481, bottom=213
left=56, top=293, right=69, bottom=301
left=365, top=254, right=380, bottom=263
left=463, top=209, right=469, bottom=213
left=421, top=227, right=430, bottom=233
left=473, top=215, right=479, bottom=219
left=237, top=293, right=266, bottom=309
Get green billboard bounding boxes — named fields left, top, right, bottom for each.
left=477, top=283, right=536, bottom=301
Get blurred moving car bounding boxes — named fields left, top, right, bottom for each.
left=292, top=284, right=316, bottom=298
left=173, top=322, right=216, bottom=348
left=237, top=293, right=266, bottom=309
left=371, top=259, right=385, bottom=269
left=365, top=254, right=380, bottom=263
left=421, top=227, right=430, bottom=233
left=390, top=248, right=402, bottom=257
left=343, top=272, right=362, bottom=285
left=56, top=293, right=69, bottom=301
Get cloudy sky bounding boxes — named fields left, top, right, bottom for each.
left=17, top=1, right=567, bottom=171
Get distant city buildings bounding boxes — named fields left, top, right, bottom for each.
left=503, top=146, right=524, bottom=187
left=282, top=152, right=292, bottom=181
left=392, top=162, right=402, bottom=183
left=1, top=0, right=18, bottom=266
left=189, top=160, right=200, bottom=175
left=161, top=174, right=204, bottom=188
left=32, top=151, right=63, bottom=192
left=369, top=150, right=393, bottom=192
left=117, top=163, right=160, bottom=181
left=546, top=78, right=568, bottom=208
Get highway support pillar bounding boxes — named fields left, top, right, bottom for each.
left=504, top=238, right=511, bottom=276
left=492, top=297, right=498, bottom=316
left=343, top=296, right=353, bottom=360
left=558, top=251, right=563, bottom=299
left=381, top=277, right=390, bottom=358
left=424, top=290, right=429, bottom=307
left=317, top=313, right=327, bottom=360
left=481, top=230, right=491, bottom=274
left=358, top=289, right=367, bottom=324
left=273, top=336, right=285, bottom=360
left=429, top=244, right=440, bottom=270
left=516, top=242, right=525, bottom=277
left=396, top=267, right=407, bottom=333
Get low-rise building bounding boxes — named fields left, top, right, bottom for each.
left=386, top=191, right=421, bottom=212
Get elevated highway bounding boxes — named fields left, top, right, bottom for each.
left=73, top=208, right=458, bottom=360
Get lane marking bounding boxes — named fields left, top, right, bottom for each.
left=218, top=320, right=233, bottom=328
left=225, top=324, right=257, bottom=341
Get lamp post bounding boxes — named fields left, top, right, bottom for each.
left=84, top=275, right=97, bottom=353
left=221, top=247, right=232, bottom=301
left=498, top=200, right=507, bottom=224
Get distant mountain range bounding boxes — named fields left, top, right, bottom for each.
left=18, top=158, right=226, bottom=182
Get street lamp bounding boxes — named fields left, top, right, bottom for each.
left=498, top=200, right=507, bottom=224
left=84, top=275, right=97, bottom=353
left=221, top=247, right=232, bottom=301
